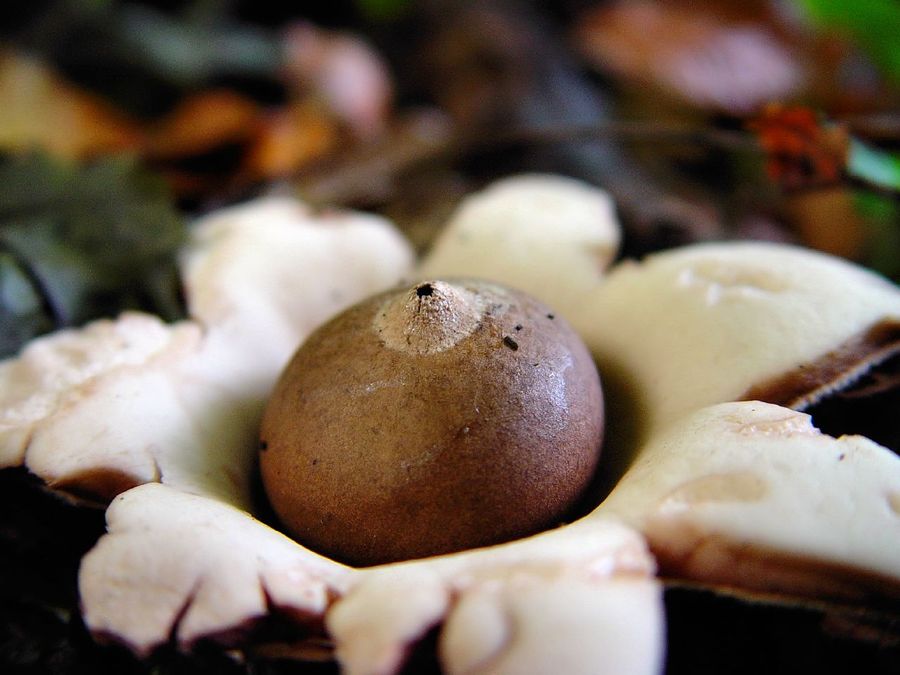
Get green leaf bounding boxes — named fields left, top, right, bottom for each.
left=798, top=0, right=900, bottom=83
left=0, top=152, right=187, bottom=357
left=854, top=190, right=900, bottom=281
left=847, top=138, right=900, bottom=192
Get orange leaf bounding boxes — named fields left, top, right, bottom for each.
left=243, top=100, right=338, bottom=180
left=748, top=103, right=849, bottom=190
left=146, top=90, right=261, bottom=159
left=0, top=51, right=142, bottom=159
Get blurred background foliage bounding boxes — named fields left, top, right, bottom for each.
left=0, top=2, right=898, bottom=673
left=0, top=0, right=897, bottom=350
left=798, top=0, right=900, bottom=84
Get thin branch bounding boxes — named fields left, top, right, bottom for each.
left=474, top=121, right=762, bottom=153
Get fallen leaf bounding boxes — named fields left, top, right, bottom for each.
left=846, top=137, right=900, bottom=192
left=145, top=90, right=261, bottom=159
left=0, top=152, right=186, bottom=355
left=574, top=1, right=802, bottom=114
left=798, top=0, right=900, bottom=85
left=142, top=91, right=341, bottom=199
left=116, top=3, right=281, bottom=88
left=748, top=103, right=849, bottom=190
left=243, top=100, right=339, bottom=180
left=295, top=109, right=454, bottom=208
left=0, top=51, right=142, bottom=159
left=784, top=187, right=866, bottom=259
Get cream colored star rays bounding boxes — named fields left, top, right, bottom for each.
left=3, top=175, right=899, bottom=674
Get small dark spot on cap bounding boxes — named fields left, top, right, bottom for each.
left=515, top=324, right=523, bottom=331
left=312, top=458, right=319, bottom=466
left=503, top=336, right=519, bottom=351
left=546, top=313, right=555, bottom=320
left=416, top=283, right=434, bottom=297
left=259, top=440, right=268, bottom=452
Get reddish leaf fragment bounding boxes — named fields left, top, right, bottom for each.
left=748, top=104, right=849, bottom=191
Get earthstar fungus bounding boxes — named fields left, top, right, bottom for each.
left=2, top=180, right=900, bottom=674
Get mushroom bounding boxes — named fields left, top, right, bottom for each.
left=0, top=195, right=415, bottom=506
left=259, top=279, right=604, bottom=565
left=418, top=174, right=621, bottom=330
left=80, top=483, right=355, bottom=655
left=7, top=182, right=899, bottom=674
left=581, top=241, right=900, bottom=438
left=598, top=400, right=900, bottom=603
left=67, top=243, right=663, bottom=674
left=328, top=518, right=661, bottom=675
left=78, top=480, right=661, bottom=673
left=0, top=312, right=240, bottom=502
left=181, top=195, right=416, bottom=392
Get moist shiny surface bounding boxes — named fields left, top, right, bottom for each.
left=259, top=281, right=604, bottom=566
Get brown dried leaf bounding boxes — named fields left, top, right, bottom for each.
left=243, top=100, right=339, bottom=180
left=574, top=1, right=802, bottom=114
left=145, top=91, right=340, bottom=198
left=145, top=90, right=261, bottom=159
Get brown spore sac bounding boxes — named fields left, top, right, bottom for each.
left=259, top=279, right=604, bottom=566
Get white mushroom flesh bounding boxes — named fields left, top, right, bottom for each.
left=599, top=400, right=900, bottom=601
left=9, top=189, right=900, bottom=674
left=328, top=517, right=661, bottom=675
left=79, top=483, right=355, bottom=656
left=78, top=483, right=662, bottom=674
left=0, top=312, right=197, bottom=469
left=440, top=576, right=662, bottom=675
left=418, top=174, right=621, bottom=331
left=182, top=195, right=416, bottom=391
left=582, top=241, right=900, bottom=434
